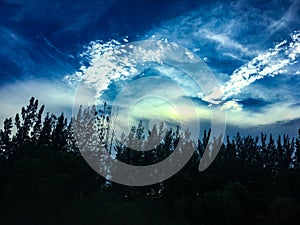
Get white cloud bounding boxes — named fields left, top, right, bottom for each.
left=63, top=29, right=300, bottom=129
left=221, top=100, right=242, bottom=111
left=64, top=39, right=181, bottom=101
left=144, top=1, right=277, bottom=61
left=201, top=30, right=259, bottom=57
left=224, top=102, right=300, bottom=127
left=219, top=31, right=300, bottom=101
left=62, top=2, right=300, bottom=130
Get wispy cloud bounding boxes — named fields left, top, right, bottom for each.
left=268, top=0, right=300, bottom=34
left=64, top=27, right=300, bottom=127
left=63, top=1, right=300, bottom=129
left=64, top=39, right=201, bottom=100
left=218, top=31, right=300, bottom=102
left=201, top=30, right=260, bottom=57
left=202, top=31, right=300, bottom=105
left=40, top=33, right=65, bottom=56
left=145, top=0, right=282, bottom=62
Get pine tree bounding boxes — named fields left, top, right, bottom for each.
left=0, top=118, right=13, bottom=159
left=31, top=105, right=44, bottom=144
left=38, top=113, right=55, bottom=146
left=51, top=113, right=68, bottom=151
left=295, top=129, right=300, bottom=167
left=267, top=134, right=276, bottom=173
left=13, top=97, right=42, bottom=145
left=282, top=135, right=294, bottom=170
left=276, top=135, right=283, bottom=170
left=66, top=118, right=79, bottom=155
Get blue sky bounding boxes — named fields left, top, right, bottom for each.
left=0, top=0, right=299, bottom=137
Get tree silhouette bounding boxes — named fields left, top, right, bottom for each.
left=0, top=118, right=13, bottom=160
left=0, top=97, right=300, bottom=225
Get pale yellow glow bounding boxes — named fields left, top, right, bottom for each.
left=126, top=98, right=300, bottom=128
left=128, top=96, right=182, bottom=125
left=126, top=96, right=214, bottom=128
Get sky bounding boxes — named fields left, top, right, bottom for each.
left=0, top=0, right=299, bottom=138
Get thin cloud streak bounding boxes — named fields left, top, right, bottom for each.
left=203, top=31, right=300, bottom=104
left=268, top=0, right=300, bottom=34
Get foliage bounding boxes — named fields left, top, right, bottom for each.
left=0, top=97, right=300, bottom=225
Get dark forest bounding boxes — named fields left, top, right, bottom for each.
left=1, top=97, right=300, bottom=225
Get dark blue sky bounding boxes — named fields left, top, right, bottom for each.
left=0, top=0, right=299, bottom=137
left=0, top=0, right=202, bottom=81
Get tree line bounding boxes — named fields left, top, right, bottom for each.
left=0, top=97, right=300, bottom=225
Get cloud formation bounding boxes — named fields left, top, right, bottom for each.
left=218, top=31, right=300, bottom=102
left=60, top=0, right=300, bottom=132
